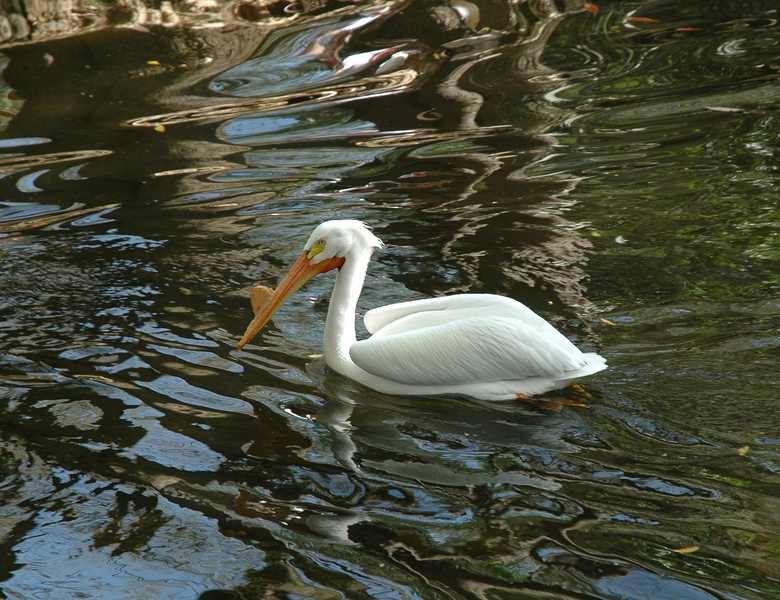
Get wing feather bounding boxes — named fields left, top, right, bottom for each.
left=364, top=294, right=551, bottom=334
left=351, top=316, right=587, bottom=387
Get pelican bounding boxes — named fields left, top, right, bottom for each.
left=237, top=220, right=607, bottom=401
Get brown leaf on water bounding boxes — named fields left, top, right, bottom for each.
left=672, top=546, right=699, bottom=554
left=737, top=445, right=749, bottom=456
left=584, top=3, right=599, bottom=14
left=600, top=317, right=617, bottom=326
left=676, top=27, right=703, bottom=32
left=626, top=16, right=660, bottom=23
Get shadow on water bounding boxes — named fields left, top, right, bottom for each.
left=1, top=0, right=780, bottom=598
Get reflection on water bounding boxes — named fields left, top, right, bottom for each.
left=210, top=6, right=415, bottom=97
left=1, top=0, right=780, bottom=599
left=218, top=106, right=379, bottom=146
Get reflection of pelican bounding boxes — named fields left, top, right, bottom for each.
left=238, top=220, right=607, bottom=401
left=316, top=396, right=360, bottom=473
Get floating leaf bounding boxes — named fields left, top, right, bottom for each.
left=584, top=3, right=599, bottom=15
left=672, top=546, right=699, bottom=554
left=147, top=60, right=161, bottom=66
left=705, top=106, right=743, bottom=113
left=154, top=124, right=166, bottom=133
left=627, top=16, right=660, bottom=23
left=737, top=445, right=749, bottom=456
left=600, top=317, right=617, bottom=326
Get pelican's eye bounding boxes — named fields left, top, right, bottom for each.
left=307, top=237, right=327, bottom=259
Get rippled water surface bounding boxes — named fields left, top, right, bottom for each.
left=1, top=1, right=780, bottom=598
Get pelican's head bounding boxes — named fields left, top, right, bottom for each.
left=303, top=220, right=383, bottom=264
left=237, top=220, right=383, bottom=350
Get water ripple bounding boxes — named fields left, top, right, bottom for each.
left=137, top=374, right=254, bottom=415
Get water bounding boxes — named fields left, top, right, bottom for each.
left=1, top=1, right=779, bottom=598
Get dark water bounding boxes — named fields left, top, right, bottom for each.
left=1, top=1, right=779, bottom=598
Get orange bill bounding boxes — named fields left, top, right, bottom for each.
left=237, top=251, right=345, bottom=351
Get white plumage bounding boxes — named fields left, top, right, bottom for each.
left=238, top=220, right=607, bottom=401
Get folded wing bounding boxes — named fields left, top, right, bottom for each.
left=352, top=306, right=589, bottom=387
left=364, top=293, right=550, bottom=335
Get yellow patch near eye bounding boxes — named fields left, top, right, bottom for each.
left=307, top=238, right=326, bottom=259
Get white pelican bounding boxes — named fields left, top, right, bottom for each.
left=237, top=220, right=607, bottom=401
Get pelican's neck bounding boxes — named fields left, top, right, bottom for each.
left=323, top=246, right=371, bottom=375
